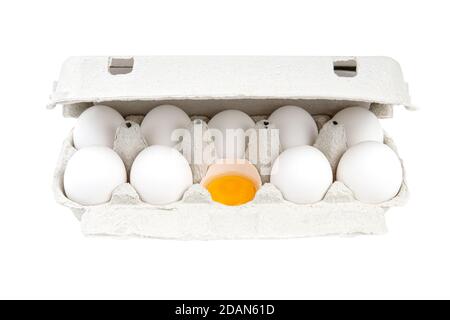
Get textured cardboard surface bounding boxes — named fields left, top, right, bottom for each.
left=48, top=56, right=412, bottom=117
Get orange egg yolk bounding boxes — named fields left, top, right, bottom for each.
left=206, top=175, right=257, bottom=206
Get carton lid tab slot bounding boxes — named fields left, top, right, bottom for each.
left=108, top=57, right=134, bottom=75
left=334, top=59, right=357, bottom=77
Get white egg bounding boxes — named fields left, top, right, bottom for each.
left=331, top=107, right=384, bottom=147
left=73, top=105, right=125, bottom=149
left=267, top=106, right=318, bottom=149
left=208, top=110, right=255, bottom=160
left=130, top=145, right=193, bottom=205
left=64, top=147, right=127, bottom=205
left=337, top=141, right=403, bottom=203
left=141, top=105, right=191, bottom=147
left=270, top=146, right=332, bottom=204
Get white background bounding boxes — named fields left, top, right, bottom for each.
left=0, top=0, right=449, bottom=300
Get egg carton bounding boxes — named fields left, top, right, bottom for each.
left=49, top=56, right=412, bottom=239
left=53, top=113, right=408, bottom=239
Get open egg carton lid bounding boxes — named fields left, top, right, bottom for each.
left=48, top=56, right=413, bottom=118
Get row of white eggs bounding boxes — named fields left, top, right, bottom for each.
left=73, top=104, right=383, bottom=156
left=64, top=145, right=193, bottom=206
left=64, top=104, right=402, bottom=206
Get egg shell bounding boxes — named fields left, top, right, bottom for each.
left=331, top=107, right=384, bottom=147
left=64, top=147, right=127, bottom=206
left=130, top=145, right=193, bottom=205
left=207, top=110, right=255, bottom=160
left=201, top=159, right=262, bottom=189
left=270, top=146, right=332, bottom=204
left=336, top=141, right=403, bottom=204
left=267, top=106, right=318, bottom=150
left=73, top=105, right=125, bottom=149
left=201, top=160, right=262, bottom=206
left=140, top=105, right=191, bottom=147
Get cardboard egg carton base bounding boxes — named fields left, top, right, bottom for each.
left=53, top=115, right=408, bottom=240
